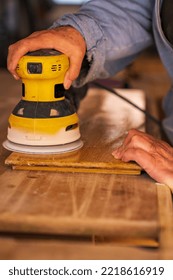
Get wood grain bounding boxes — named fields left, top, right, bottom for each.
left=0, top=170, right=159, bottom=241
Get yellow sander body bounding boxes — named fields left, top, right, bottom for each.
left=3, top=49, right=83, bottom=154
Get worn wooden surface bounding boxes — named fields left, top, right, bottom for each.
left=157, top=185, right=173, bottom=259
left=0, top=170, right=158, bottom=239
left=0, top=52, right=173, bottom=260
left=5, top=88, right=144, bottom=174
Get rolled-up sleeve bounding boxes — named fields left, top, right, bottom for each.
left=51, top=0, right=154, bottom=86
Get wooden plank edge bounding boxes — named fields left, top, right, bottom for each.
left=11, top=165, right=141, bottom=175
left=5, top=159, right=142, bottom=171
left=157, top=184, right=173, bottom=259
left=94, top=236, right=159, bottom=248
left=5, top=153, right=142, bottom=171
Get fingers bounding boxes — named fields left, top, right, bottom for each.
left=52, top=27, right=86, bottom=89
left=7, top=27, right=86, bottom=88
left=112, top=129, right=173, bottom=184
left=116, top=146, right=173, bottom=185
left=120, top=129, right=155, bottom=148
left=115, top=146, right=156, bottom=173
left=113, top=129, right=172, bottom=159
left=112, top=129, right=152, bottom=160
left=7, top=40, right=29, bottom=79
left=7, top=33, right=50, bottom=79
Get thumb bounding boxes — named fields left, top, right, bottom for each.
left=64, top=70, right=73, bottom=89
left=64, top=53, right=84, bottom=89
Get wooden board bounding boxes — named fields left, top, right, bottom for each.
left=5, top=87, right=145, bottom=174
left=0, top=170, right=159, bottom=243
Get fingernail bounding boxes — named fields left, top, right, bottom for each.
left=112, top=150, right=120, bottom=159
left=13, top=74, right=19, bottom=80
left=64, top=79, right=72, bottom=89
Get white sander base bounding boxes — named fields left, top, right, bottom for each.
left=3, top=139, right=83, bottom=154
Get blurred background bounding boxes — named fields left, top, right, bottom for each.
left=0, top=0, right=88, bottom=67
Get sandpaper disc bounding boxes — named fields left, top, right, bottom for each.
left=3, top=139, right=83, bottom=154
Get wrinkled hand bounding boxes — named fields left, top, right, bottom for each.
left=7, top=26, right=86, bottom=89
left=112, top=129, right=173, bottom=186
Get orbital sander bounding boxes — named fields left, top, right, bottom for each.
left=3, top=49, right=83, bottom=154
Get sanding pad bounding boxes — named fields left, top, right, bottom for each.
left=3, top=139, right=83, bottom=154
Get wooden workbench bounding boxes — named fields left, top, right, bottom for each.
left=0, top=52, right=173, bottom=260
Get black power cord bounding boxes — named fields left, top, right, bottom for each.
left=91, top=81, right=162, bottom=128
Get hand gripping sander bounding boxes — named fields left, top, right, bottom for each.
left=3, top=49, right=83, bottom=154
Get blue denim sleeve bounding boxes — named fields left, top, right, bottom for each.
left=51, top=0, right=154, bottom=86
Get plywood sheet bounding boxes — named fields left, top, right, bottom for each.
left=5, top=88, right=145, bottom=174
